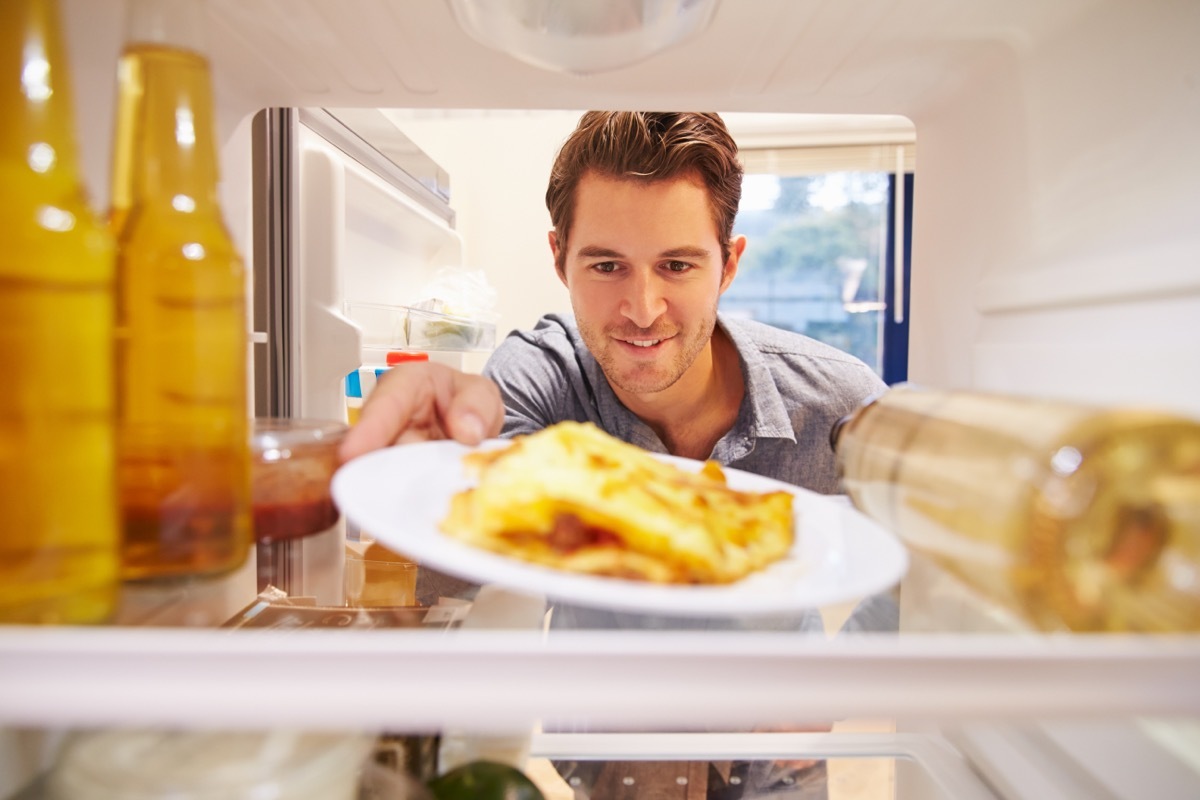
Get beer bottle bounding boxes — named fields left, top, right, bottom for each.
left=832, top=384, right=1200, bottom=632
left=0, top=0, right=119, bottom=622
left=112, top=0, right=251, bottom=580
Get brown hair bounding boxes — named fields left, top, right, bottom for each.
left=546, top=111, right=743, bottom=268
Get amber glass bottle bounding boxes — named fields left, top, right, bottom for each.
left=832, top=384, right=1200, bottom=632
left=0, top=0, right=119, bottom=623
left=112, top=0, right=251, bottom=580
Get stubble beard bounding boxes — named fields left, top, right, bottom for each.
left=579, top=305, right=720, bottom=396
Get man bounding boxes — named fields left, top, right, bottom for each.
left=339, top=111, right=892, bottom=800
left=340, top=111, right=885, bottom=491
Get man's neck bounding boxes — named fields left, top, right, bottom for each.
left=614, top=327, right=745, bottom=460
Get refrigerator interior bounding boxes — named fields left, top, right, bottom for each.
left=4, top=0, right=1199, bottom=797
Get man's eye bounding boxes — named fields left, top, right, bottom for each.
left=593, top=261, right=619, bottom=274
left=664, top=260, right=692, bottom=273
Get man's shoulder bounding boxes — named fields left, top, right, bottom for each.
left=487, top=312, right=574, bottom=356
left=499, top=312, right=578, bottom=349
left=485, top=312, right=583, bottom=379
left=723, top=315, right=875, bottom=371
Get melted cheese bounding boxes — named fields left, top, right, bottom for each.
left=440, top=421, right=794, bottom=584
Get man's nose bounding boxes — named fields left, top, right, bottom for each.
left=620, top=270, right=667, bottom=329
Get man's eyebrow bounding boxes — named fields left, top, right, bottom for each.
left=660, top=246, right=711, bottom=259
left=574, top=245, right=712, bottom=259
left=576, top=245, right=625, bottom=259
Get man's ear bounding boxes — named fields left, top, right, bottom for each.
left=720, top=235, right=747, bottom=294
left=549, top=230, right=568, bottom=287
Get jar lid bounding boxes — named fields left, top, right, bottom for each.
left=252, top=418, right=348, bottom=458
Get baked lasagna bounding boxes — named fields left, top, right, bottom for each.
left=439, top=421, right=794, bottom=584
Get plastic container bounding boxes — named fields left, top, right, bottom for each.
left=47, top=729, right=374, bottom=800
left=405, top=306, right=495, bottom=351
left=345, top=301, right=496, bottom=353
left=344, top=539, right=419, bottom=607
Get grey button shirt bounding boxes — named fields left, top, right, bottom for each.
left=483, top=311, right=887, bottom=494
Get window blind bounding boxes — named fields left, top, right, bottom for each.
left=740, top=143, right=916, bottom=176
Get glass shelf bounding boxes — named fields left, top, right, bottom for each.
left=346, top=302, right=496, bottom=353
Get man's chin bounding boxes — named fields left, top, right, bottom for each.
left=605, top=367, right=679, bottom=396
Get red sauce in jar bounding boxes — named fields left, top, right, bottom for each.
left=252, top=497, right=339, bottom=543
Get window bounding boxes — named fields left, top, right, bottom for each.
left=722, top=140, right=914, bottom=384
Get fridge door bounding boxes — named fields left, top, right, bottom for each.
left=251, top=107, right=463, bottom=423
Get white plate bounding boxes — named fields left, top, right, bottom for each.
left=332, top=440, right=908, bottom=617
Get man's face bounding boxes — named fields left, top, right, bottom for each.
left=550, top=171, right=743, bottom=398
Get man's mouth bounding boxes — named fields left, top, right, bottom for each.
left=612, top=329, right=673, bottom=353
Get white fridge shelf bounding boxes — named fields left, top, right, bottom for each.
left=2, top=627, right=1198, bottom=732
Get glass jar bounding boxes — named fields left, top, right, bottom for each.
left=252, top=418, right=349, bottom=603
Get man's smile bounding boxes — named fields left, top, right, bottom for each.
left=613, top=332, right=673, bottom=354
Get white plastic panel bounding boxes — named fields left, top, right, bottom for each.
left=295, top=141, right=362, bottom=422
left=947, top=721, right=1200, bottom=800
left=292, top=123, right=463, bottom=420
left=1, top=629, right=1198, bottom=732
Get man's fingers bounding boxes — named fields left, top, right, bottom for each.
left=447, top=411, right=486, bottom=445
left=338, top=368, right=429, bottom=462
left=445, top=370, right=504, bottom=445
left=337, top=362, right=504, bottom=462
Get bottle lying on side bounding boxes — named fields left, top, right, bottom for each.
left=832, top=383, right=1200, bottom=633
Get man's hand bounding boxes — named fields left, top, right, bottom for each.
left=338, top=362, right=505, bottom=463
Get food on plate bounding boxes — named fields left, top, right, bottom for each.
left=439, top=421, right=794, bottom=583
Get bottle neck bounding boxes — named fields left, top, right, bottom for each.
left=125, top=0, right=206, bottom=53
left=111, top=0, right=220, bottom=228
left=1, top=0, right=85, bottom=195
left=112, top=43, right=222, bottom=224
